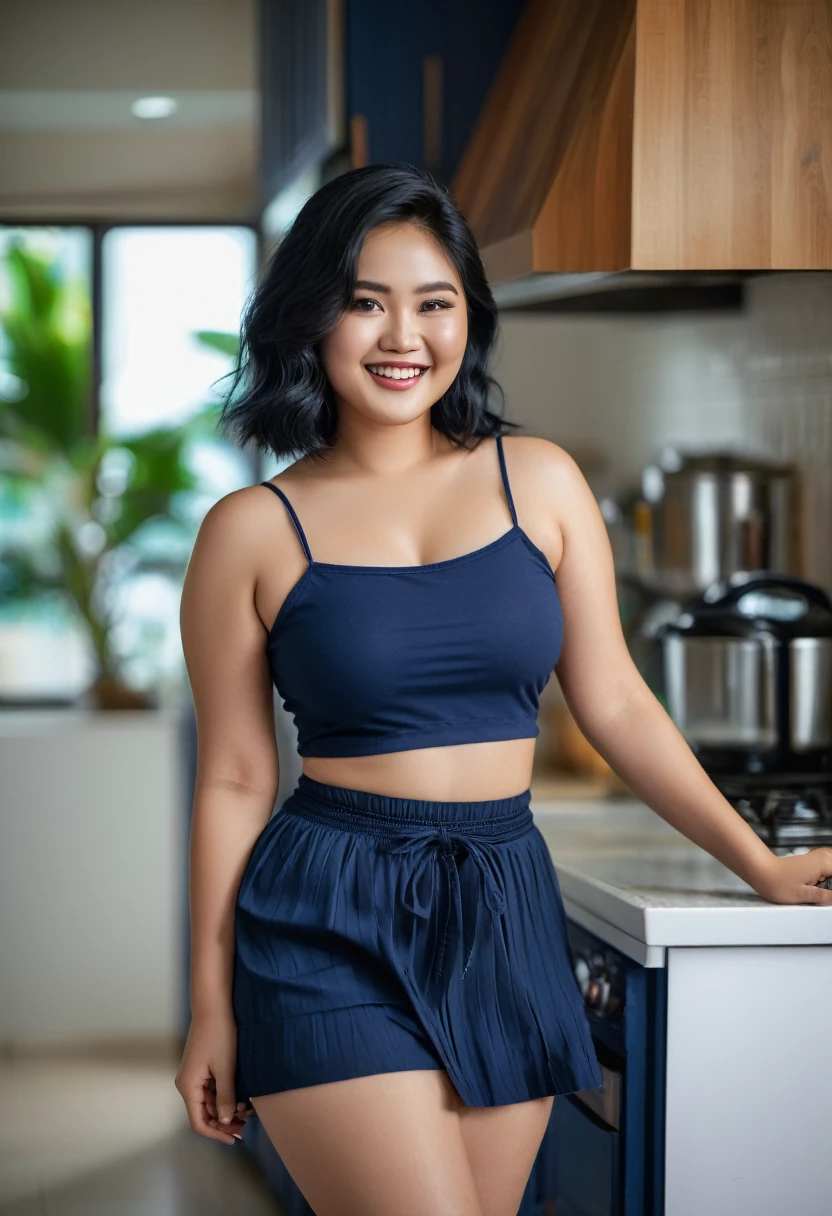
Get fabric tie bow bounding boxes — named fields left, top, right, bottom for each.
left=379, top=821, right=518, bottom=986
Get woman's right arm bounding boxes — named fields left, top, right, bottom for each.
left=176, top=489, right=281, bottom=1144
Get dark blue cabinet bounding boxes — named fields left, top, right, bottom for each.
left=258, top=0, right=530, bottom=220
left=546, top=1097, right=620, bottom=1216
left=346, top=0, right=529, bottom=185
left=259, top=0, right=529, bottom=202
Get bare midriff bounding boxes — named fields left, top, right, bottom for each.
left=302, top=736, right=537, bottom=801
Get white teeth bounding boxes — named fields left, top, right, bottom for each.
left=367, top=365, right=425, bottom=379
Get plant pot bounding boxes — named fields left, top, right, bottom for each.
left=88, top=676, right=156, bottom=711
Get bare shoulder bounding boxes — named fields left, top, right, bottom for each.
left=501, top=433, right=580, bottom=476
left=191, top=482, right=275, bottom=568
left=184, top=479, right=310, bottom=636
left=500, top=434, right=591, bottom=517
left=186, top=477, right=308, bottom=601
left=180, top=487, right=268, bottom=636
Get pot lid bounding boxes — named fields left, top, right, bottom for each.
left=661, top=574, right=832, bottom=640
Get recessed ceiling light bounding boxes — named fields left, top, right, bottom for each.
left=131, top=96, right=178, bottom=119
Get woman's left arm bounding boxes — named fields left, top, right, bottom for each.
left=545, top=444, right=832, bottom=906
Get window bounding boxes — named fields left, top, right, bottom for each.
left=0, top=223, right=259, bottom=703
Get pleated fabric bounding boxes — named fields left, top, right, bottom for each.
left=233, top=773, right=604, bottom=1108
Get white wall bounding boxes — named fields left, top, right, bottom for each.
left=493, top=272, right=832, bottom=592
left=0, top=710, right=184, bottom=1048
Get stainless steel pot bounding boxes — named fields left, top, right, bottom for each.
left=660, top=575, right=832, bottom=775
left=635, top=452, right=801, bottom=598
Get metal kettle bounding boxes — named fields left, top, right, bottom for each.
left=660, top=574, right=832, bottom=776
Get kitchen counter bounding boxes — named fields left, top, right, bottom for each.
left=532, top=796, right=832, bottom=1213
left=529, top=796, right=832, bottom=964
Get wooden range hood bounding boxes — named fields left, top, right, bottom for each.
left=451, top=0, right=832, bottom=297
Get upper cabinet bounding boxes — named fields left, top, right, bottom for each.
left=344, top=0, right=528, bottom=186
left=451, top=0, right=832, bottom=277
left=258, top=0, right=529, bottom=207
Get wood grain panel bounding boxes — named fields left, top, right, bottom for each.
left=770, top=2, right=832, bottom=266
left=632, top=0, right=832, bottom=269
left=534, top=15, right=636, bottom=270
left=451, top=0, right=637, bottom=276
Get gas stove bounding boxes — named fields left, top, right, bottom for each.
left=713, top=772, right=832, bottom=855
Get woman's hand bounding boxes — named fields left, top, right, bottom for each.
left=175, top=1012, right=254, bottom=1145
left=749, top=847, right=832, bottom=906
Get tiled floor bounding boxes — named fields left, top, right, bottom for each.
left=0, top=1051, right=282, bottom=1216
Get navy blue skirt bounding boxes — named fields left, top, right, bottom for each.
left=233, top=774, right=603, bottom=1108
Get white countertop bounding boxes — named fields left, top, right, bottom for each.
left=529, top=796, right=832, bottom=965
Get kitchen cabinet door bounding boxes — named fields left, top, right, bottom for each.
left=632, top=0, right=832, bottom=269
left=346, top=0, right=527, bottom=185
left=453, top=0, right=832, bottom=275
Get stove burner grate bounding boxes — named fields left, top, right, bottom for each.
left=714, top=772, right=832, bottom=852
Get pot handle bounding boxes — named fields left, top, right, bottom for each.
left=705, top=573, right=832, bottom=613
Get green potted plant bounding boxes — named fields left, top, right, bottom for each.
left=0, top=240, right=239, bottom=709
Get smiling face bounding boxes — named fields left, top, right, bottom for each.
left=319, top=220, right=468, bottom=426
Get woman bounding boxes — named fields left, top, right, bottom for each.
left=175, top=162, right=832, bottom=1216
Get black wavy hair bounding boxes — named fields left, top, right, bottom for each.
left=217, top=161, right=515, bottom=460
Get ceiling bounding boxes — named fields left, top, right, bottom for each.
left=0, top=0, right=259, bottom=222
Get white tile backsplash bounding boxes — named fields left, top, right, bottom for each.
left=494, top=272, right=832, bottom=592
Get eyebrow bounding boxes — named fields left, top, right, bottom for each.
left=354, top=279, right=459, bottom=296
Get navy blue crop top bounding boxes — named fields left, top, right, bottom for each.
left=260, top=435, right=563, bottom=758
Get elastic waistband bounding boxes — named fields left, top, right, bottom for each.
left=286, top=772, right=532, bottom=834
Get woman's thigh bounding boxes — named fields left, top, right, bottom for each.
left=458, top=1094, right=555, bottom=1216
left=251, top=1068, right=485, bottom=1216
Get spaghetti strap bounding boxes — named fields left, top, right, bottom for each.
left=495, top=435, right=518, bottom=528
left=260, top=482, right=314, bottom=564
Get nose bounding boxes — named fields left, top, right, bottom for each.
left=380, top=304, right=422, bottom=353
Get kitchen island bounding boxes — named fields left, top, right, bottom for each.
left=530, top=796, right=832, bottom=1215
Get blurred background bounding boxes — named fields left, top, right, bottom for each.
left=2, top=1, right=832, bottom=1213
